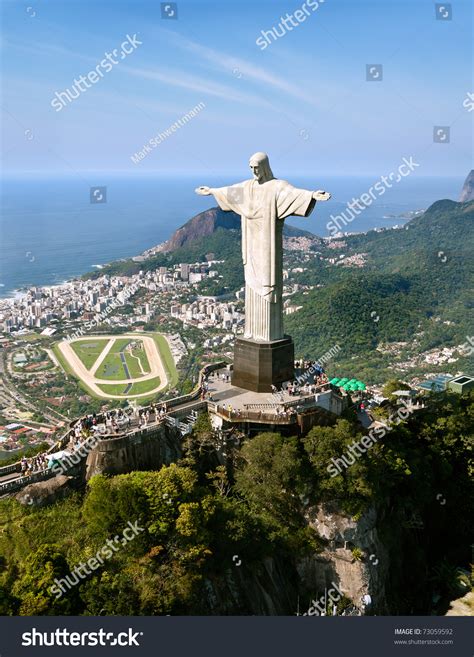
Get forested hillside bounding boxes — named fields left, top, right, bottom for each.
left=286, top=200, right=473, bottom=380
left=1, top=392, right=472, bottom=615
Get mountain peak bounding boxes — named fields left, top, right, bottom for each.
left=156, top=207, right=239, bottom=253
left=459, top=170, right=474, bottom=202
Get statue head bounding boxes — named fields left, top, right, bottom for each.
left=249, top=152, right=274, bottom=184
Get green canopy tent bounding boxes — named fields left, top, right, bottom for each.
left=328, top=377, right=368, bottom=391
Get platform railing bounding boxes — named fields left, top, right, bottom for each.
left=213, top=405, right=298, bottom=424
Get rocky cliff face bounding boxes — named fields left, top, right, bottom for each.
left=153, top=206, right=319, bottom=254
left=85, top=424, right=182, bottom=479
left=300, top=502, right=388, bottom=614
left=459, top=170, right=474, bottom=202
left=199, top=502, right=388, bottom=615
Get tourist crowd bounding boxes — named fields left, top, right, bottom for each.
left=20, top=453, right=48, bottom=476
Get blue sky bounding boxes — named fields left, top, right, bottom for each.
left=1, top=0, right=472, bottom=177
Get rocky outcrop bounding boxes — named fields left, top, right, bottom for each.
left=15, top=475, right=76, bottom=507
left=85, top=424, right=182, bottom=479
left=298, top=502, right=389, bottom=614
left=459, top=170, right=474, bottom=202
left=445, top=591, right=474, bottom=616
left=198, top=502, right=389, bottom=615
left=157, top=208, right=240, bottom=253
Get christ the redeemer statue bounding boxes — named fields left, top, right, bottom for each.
left=195, top=152, right=331, bottom=342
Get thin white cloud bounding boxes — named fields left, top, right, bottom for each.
left=165, top=32, right=320, bottom=109
left=5, top=37, right=274, bottom=111
left=119, top=63, right=274, bottom=109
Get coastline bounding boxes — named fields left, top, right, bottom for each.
left=0, top=174, right=463, bottom=300
left=0, top=209, right=423, bottom=303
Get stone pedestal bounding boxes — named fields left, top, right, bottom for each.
left=232, top=336, right=294, bottom=392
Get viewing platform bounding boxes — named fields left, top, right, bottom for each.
left=205, top=366, right=346, bottom=434
left=0, top=362, right=349, bottom=496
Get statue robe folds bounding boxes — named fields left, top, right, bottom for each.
left=212, top=179, right=316, bottom=342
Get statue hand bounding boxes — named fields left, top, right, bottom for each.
left=313, top=190, right=331, bottom=201
left=195, top=186, right=211, bottom=196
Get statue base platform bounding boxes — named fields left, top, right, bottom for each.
left=232, top=336, right=295, bottom=393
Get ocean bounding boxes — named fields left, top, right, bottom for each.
left=0, top=173, right=464, bottom=298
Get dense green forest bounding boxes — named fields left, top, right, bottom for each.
left=1, top=391, right=472, bottom=615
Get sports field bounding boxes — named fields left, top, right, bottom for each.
left=92, top=338, right=152, bottom=381
left=54, top=333, right=177, bottom=399
left=71, top=339, right=109, bottom=370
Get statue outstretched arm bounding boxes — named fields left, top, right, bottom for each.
left=195, top=186, right=213, bottom=196
left=312, top=190, right=331, bottom=201
left=195, top=184, right=245, bottom=214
